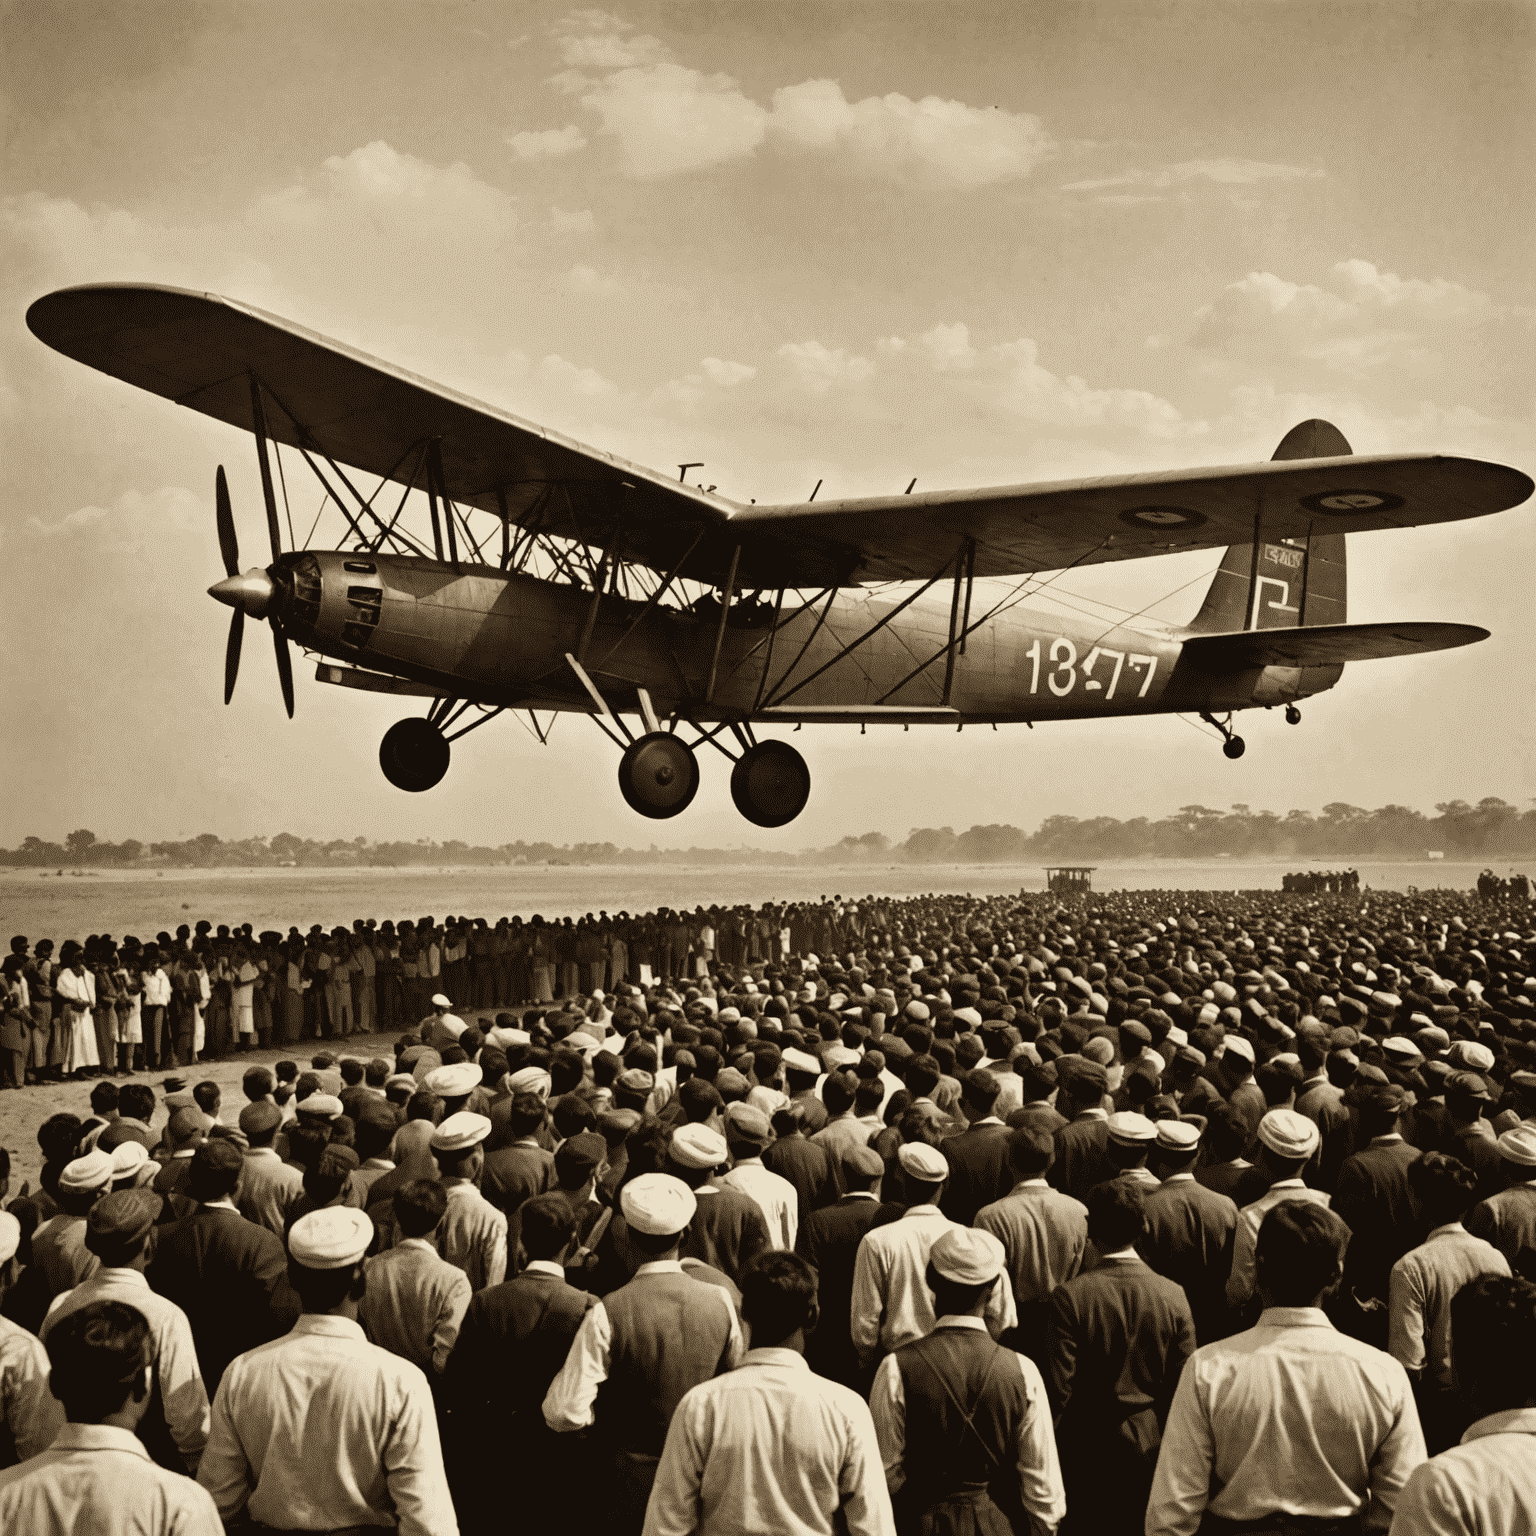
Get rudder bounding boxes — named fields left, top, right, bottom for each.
left=1188, top=419, right=1348, bottom=633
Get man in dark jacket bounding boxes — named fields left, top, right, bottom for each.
left=146, top=1139, right=298, bottom=1397
left=762, top=1103, right=839, bottom=1223
left=939, top=1070, right=1013, bottom=1226
left=1049, top=1180, right=1196, bottom=1533
left=795, top=1144, right=898, bottom=1393
left=1049, top=1056, right=1115, bottom=1202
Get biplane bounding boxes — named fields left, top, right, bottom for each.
left=27, top=284, right=1533, bottom=826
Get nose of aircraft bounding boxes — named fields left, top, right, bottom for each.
left=208, top=568, right=275, bottom=620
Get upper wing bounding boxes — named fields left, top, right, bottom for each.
left=1179, top=621, right=1489, bottom=671
left=28, top=283, right=1533, bottom=589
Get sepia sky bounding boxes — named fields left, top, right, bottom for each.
left=2, top=0, right=1533, bottom=852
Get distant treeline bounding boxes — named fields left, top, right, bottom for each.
left=3, top=798, right=1533, bottom=870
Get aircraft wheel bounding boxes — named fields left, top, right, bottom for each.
left=1285, top=705, right=1302, bottom=725
left=731, top=740, right=812, bottom=828
left=1223, top=736, right=1246, bottom=761
left=380, top=717, right=450, bottom=792
left=618, top=731, right=699, bottom=819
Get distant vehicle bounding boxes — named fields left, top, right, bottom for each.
left=1045, top=867, right=1096, bottom=895
left=27, top=284, right=1533, bottom=825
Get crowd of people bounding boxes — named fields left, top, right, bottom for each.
left=1281, top=870, right=1361, bottom=894
left=0, top=881, right=1534, bottom=1535
left=1479, top=868, right=1532, bottom=902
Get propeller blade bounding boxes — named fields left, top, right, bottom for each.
left=272, top=619, right=295, bottom=719
left=223, top=609, right=244, bottom=704
left=216, top=466, right=239, bottom=578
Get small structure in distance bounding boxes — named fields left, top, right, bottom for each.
left=1045, top=866, right=1096, bottom=895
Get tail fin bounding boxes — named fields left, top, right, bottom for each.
left=1188, top=419, right=1349, bottom=633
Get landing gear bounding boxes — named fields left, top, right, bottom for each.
left=618, top=732, right=699, bottom=819
left=730, top=740, right=811, bottom=828
left=1285, top=705, right=1302, bottom=725
left=1201, top=711, right=1246, bottom=761
left=380, top=717, right=449, bottom=792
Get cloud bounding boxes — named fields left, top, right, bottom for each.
left=700, top=357, right=755, bottom=387
left=766, top=79, right=1053, bottom=186
left=549, top=205, right=596, bottom=233
left=545, top=10, right=1052, bottom=184
left=508, top=125, right=588, bottom=161
left=776, top=340, right=878, bottom=396
left=1062, top=157, right=1322, bottom=202
left=1190, top=259, right=1501, bottom=380
left=566, top=262, right=619, bottom=295
left=26, top=486, right=204, bottom=553
left=537, top=353, right=617, bottom=397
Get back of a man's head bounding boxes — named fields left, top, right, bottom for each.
left=242, top=1066, right=275, bottom=1102
left=406, top=1091, right=442, bottom=1125
left=905, top=1054, right=941, bottom=1100
left=520, top=1191, right=579, bottom=1263
left=821, top=1072, right=856, bottom=1117
left=1255, top=1201, right=1349, bottom=1307
left=1086, top=1180, right=1146, bottom=1251
left=89, top=1081, right=120, bottom=1116
left=192, top=1080, right=221, bottom=1115
left=508, top=1092, right=547, bottom=1139
left=1409, top=1151, right=1480, bottom=1229
left=678, top=1077, right=724, bottom=1125
left=117, top=1084, right=156, bottom=1124
left=46, top=1300, right=150, bottom=1423
left=740, top=1250, right=819, bottom=1349
left=187, top=1139, right=244, bottom=1204
left=1452, top=1272, right=1536, bottom=1414
left=340, top=1059, right=365, bottom=1087
left=395, top=1177, right=448, bottom=1240
left=1007, top=1125, right=1055, bottom=1181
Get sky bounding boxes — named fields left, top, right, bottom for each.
left=2, top=0, right=1533, bottom=851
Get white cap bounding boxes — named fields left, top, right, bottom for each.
left=288, top=1207, right=373, bottom=1269
left=669, top=1124, right=729, bottom=1170
left=424, top=1062, right=481, bottom=1097
left=1106, top=1112, right=1157, bottom=1146
left=1222, top=1035, right=1255, bottom=1064
left=109, top=1142, right=150, bottom=1178
left=1257, top=1108, right=1319, bottom=1159
left=782, top=1048, right=821, bottom=1076
left=507, top=1067, right=552, bottom=1100
left=297, top=1094, right=344, bottom=1120
left=431, top=993, right=453, bottom=1009
left=0, top=1211, right=19, bottom=1265
left=620, top=1173, right=697, bottom=1236
left=59, top=1149, right=114, bottom=1193
left=431, top=1111, right=492, bottom=1153
left=929, top=1226, right=1005, bottom=1284
left=897, top=1142, right=949, bottom=1182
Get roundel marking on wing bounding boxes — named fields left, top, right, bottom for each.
left=1118, top=505, right=1207, bottom=529
left=1299, top=489, right=1406, bottom=516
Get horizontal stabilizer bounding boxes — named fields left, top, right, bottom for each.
left=1180, top=621, right=1488, bottom=671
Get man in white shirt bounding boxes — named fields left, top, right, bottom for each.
left=198, top=1208, right=455, bottom=1536
left=1226, top=1107, right=1332, bottom=1315
left=719, top=1103, right=800, bottom=1250
left=0, top=1211, right=64, bottom=1467
left=850, top=1141, right=1016, bottom=1368
left=1389, top=1151, right=1510, bottom=1452
left=40, top=1189, right=209, bottom=1474
left=1392, top=1272, right=1536, bottom=1536
left=0, top=1297, right=221, bottom=1536
left=431, top=1111, right=507, bottom=1291
left=1147, top=1200, right=1425, bottom=1536
left=645, top=1251, right=894, bottom=1536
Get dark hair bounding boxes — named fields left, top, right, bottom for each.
left=1256, top=1060, right=1302, bottom=1107
left=552, top=1096, right=598, bottom=1141
left=678, top=1078, right=724, bottom=1123
left=340, top=1060, right=365, bottom=1086
left=89, top=1081, right=120, bottom=1114
left=855, top=1078, right=885, bottom=1117
left=1451, top=1273, right=1536, bottom=1413
left=38, top=1113, right=85, bottom=1164
left=1007, top=1125, right=1055, bottom=1180
left=242, top=1066, right=275, bottom=1101
left=508, top=1093, right=547, bottom=1139
left=520, top=1192, right=579, bottom=1261
left=1255, top=1201, right=1348, bottom=1305
left=45, top=1300, right=151, bottom=1421
left=285, top=1125, right=331, bottom=1171
left=274, top=1060, right=299, bottom=1084
left=1408, top=1152, right=1480, bottom=1224
left=395, top=1178, right=448, bottom=1239
left=962, top=1070, right=1001, bottom=1113
left=1085, top=1180, right=1146, bottom=1250
left=905, top=1055, right=941, bottom=1099
left=1204, top=1102, right=1251, bottom=1162
left=365, top=1058, right=390, bottom=1087
left=821, top=1073, right=856, bottom=1117
left=192, top=1081, right=220, bottom=1114
left=287, top=1259, right=359, bottom=1312
left=118, top=1085, right=155, bottom=1122
left=406, top=1091, right=441, bottom=1124
left=740, top=1251, right=818, bottom=1347
left=353, top=1115, right=393, bottom=1163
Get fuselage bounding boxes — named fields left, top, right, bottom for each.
left=272, top=551, right=1342, bottom=724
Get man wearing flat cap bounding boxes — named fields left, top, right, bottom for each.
left=851, top=1141, right=1016, bottom=1368
left=544, top=1173, right=743, bottom=1535
left=147, top=1139, right=298, bottom=1398
left=870, top=1227, right=1064, bottom=1535
left=199, top=1208, right=456, bottom=1536
left=719, top=1102, right=800, bottom=1250
left=431, top=1111, right=508, bottom=1292
left=1333, top=1084, right=1428, bottom=1345
left=40, top=1188, right=209, bottom=1474
left=1048, top=1056, right=1118, bottom=1202
left=30, top=1149, right=112, bottom=1299
left=1465, top=1124, right=1536, bottom=1274
left=1139, top=1119, right=1239, bottom=1345
left=1226, top=1109, right=1332, bottom=1316
left=667, top=1123, right=774, bottom=1286
left=233, top=1100, right=303, bottom=1237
